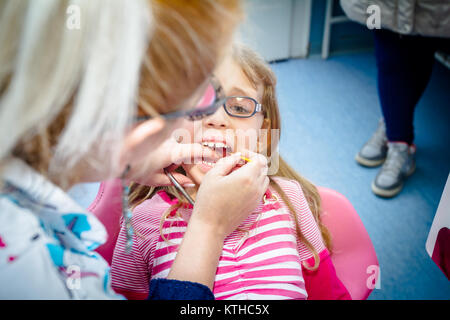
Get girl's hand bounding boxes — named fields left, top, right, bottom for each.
left=190, top=150, right=269, bottom=240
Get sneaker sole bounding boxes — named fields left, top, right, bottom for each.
left=371, top=162, right=416, bottom=198
left=371, top=181, right=403, bottom=198
left=355, top=153, right=386, bottom=167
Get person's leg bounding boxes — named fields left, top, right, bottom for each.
left=356, top=30, right=437, bottom=168
left=370, top=29, right=445, bottom=197
left=373, top=29, right=436, bottom=145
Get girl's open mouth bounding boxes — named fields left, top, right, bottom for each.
left=199, top=138, right=234, bottom=171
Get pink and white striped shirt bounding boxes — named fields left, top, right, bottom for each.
left=111, top=177, right=326, bottom=300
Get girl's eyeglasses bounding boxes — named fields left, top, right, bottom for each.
left=135, top=78, right=263, bottom=122
left=221, top=96, right=262, bottom=118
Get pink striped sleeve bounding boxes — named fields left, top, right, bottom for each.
left=110, top=196, right=167, bottom=300
left=271, top=177, right=326, bottom=261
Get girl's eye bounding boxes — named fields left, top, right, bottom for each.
left=226, top=97, right=254, bottom=115
left=230, top=105, right=249, bottom=113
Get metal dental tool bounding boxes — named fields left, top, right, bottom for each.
left=163, top=168, right=195, bottom=206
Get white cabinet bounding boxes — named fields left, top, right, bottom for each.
left=237, top=0, right=312, bottom=61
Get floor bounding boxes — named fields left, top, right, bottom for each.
left=69, top=51, right=450, bottom=300
left=270, top=52, right=450, bottom=300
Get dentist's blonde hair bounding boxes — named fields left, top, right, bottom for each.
left=0, top=0, right=151, bottom=185
left=0, top=0, right=242, bottom=188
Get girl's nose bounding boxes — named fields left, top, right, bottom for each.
left=204, top=106, right=230, bottom=129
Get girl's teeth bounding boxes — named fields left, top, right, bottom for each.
left=202, top=161, right=215, bottom=167
left=201, top=141, right=232, bottom=153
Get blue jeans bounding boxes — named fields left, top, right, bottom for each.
left=373, top=29, right=449, bottom=144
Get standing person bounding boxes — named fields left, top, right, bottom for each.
left=0, top=0, right=270, bottom=299
left=341, top=0, right=450, bottom=197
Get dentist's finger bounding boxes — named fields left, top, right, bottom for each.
left=208, top=152, right=242, bottom=177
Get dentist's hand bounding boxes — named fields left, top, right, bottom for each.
left=117, top=117, right=216, bottom=187
left=125, top=137, right=216, bottom=187
left=168, top=151, right=269, bottom=289
left=192, top=150, right=269, bottom=240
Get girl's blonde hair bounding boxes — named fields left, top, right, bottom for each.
left=0, top=0, right=242, bottom=188
left=129, top=44, right=332, bottom=270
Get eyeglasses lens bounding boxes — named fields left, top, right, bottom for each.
left=225, top=97, right=255, bottom=117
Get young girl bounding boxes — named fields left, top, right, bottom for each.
left=110, top=45, right=351, bottom=300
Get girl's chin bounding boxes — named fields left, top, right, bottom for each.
left=197, top=161, right=214, bottom=174
left=182, top=164, right=206, bottom=185
left=196, top=160, right=243, bottom=175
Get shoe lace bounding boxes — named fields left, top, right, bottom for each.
left=382, top=145, right=407, bottom=177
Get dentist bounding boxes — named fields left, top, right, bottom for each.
left=0, top=0, right=268, bottom=299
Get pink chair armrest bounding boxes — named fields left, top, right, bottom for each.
left=87, top=179, right=123, bottom=265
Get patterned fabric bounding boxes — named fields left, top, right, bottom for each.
left=0, top=158, right=123, bottom=299
left=111, top=177, right=327, bottom=300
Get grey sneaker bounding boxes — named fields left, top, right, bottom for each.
left=356, top=119, right=388, bottom=167
left=371, top=142, right=416, bottom=198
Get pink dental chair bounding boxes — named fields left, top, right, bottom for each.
left=317, top=187, right=379, bottom=300
left=88, top=180, right=379, bottom=300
